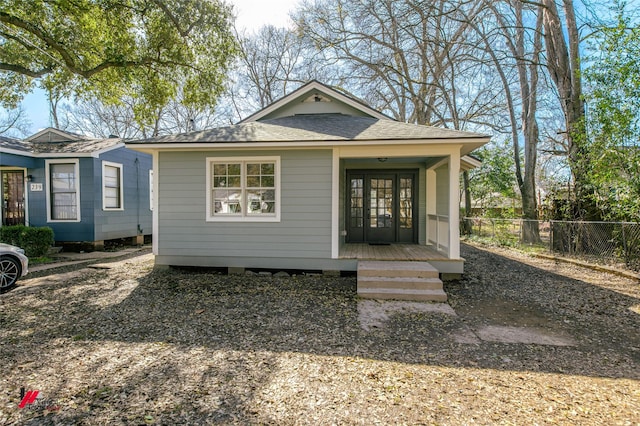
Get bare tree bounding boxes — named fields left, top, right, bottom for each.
left=539, top=0, right=587, bottom=215
left=454, top=0, right=546, bottom=241
left=63, top=89, right=226, bottom=139
left=294, top=0, right=501, bottom=129
left=63, top=98, right=143, bottom=139
left=0, top=105, right=30, bottom=137
left=224, top=24, right=325, bottom=122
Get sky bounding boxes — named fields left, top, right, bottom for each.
left=14, top=0, right=301, bottom=136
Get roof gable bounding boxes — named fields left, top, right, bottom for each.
left=1, top=128, right=123, bottom=157
left=239, top=80, right=391, bottom=123
left=26, top=127, right=84, bottom=143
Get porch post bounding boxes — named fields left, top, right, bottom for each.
left=425, top=168, right=437, bottom=245
left=448, top=151, right=460, bottom=259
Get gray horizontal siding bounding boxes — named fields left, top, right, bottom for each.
left=157, top=149, right=333, bottom=263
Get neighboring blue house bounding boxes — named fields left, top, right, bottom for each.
left=0, top=128, right=152, bottom=249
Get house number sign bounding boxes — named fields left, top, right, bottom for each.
left=30, top=183, right=43, bottom=191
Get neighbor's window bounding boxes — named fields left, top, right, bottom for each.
left=47, top=160, right=80, bottom=221
left=102, top=161, right=123, bottom=210
left=207, top=157, right=280, bottom=222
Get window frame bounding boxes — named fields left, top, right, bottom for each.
left=102, top=161, right=124, bottom=211
left=206, top=156, right=281, bottom=222
left=45, top=159, right=81, bottom=222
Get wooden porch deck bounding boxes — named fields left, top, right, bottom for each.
left=339, top=243, right=447, bottom=261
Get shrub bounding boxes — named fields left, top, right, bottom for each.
left=0, top=225, right=54, bottom=257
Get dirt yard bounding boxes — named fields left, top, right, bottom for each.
left=1, top=243, right=638, bottom=425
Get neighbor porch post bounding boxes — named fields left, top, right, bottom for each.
left=448, top=151, right=460, bottom=259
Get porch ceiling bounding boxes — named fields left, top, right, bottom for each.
left=344, top=156, right=445, bottom=165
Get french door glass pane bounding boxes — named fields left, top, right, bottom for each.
left=400, top=177, right=413, bottom=228
left=350, top=178, right=363, bottom=228
left=370, top=178, right=393, bottom=228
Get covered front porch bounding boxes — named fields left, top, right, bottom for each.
left=332, top=145, right=478, bottom=276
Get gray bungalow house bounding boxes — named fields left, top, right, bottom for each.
left=1, top=128, right=152, bottom=249
left=128, top=81, right=490, bottom=300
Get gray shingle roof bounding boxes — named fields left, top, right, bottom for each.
left=29, top=138, right=121, bottom=154
left=129, top=114, right=487, bottom=145
left=1, top=135, right=121, bottom=155
left=0, top=135, right=30, bottom=152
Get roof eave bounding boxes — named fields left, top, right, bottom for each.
left=126, top=136, right=491, bottom=151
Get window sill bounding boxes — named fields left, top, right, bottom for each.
left=206, top=215, right=280, bottom=223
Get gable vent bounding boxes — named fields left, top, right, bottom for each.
left=303, top=93, right=330, bottom=103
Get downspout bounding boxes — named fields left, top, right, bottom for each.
left=135, top=156, right=141, bottom=235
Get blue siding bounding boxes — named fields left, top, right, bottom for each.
left=24, top=159, right=48, bottom=228
left=31, top=158, right=96, bottom=242
left=0, top=152, right=39, bottom=168
left=18, top=147, right=152, bottom=244
left=93, top=148, right=153, bottom=241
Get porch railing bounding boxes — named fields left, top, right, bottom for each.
left=428, top=214, right=449, bottom=254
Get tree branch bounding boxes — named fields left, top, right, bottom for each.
left=0, top=62, right=52, bottom=77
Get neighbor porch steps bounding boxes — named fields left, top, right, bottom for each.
left=357, top=260, right=447, bottom=302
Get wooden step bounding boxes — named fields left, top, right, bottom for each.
left=358, top=276, right=444, bottom=290
left=358, top=261, right=439, bottom=278
left=357, top=260, right=447, bottom=302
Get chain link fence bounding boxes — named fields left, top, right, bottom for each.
left=462, top=217, right=640, bottom=272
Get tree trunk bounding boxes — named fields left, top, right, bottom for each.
left=516, top=1, right=542, bottom=243
left=541, top=0, right=586, bottom=216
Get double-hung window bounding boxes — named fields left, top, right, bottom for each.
left=206, top=157, right=280, bottom=222
left=46, top=160, right=80, bottom=222
left=102, top=161, right=123, bottom=210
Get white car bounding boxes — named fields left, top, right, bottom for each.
left=0, top=243, right=29, bottom=290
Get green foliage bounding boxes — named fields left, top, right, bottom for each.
left=0, top=225, right=54, bottom=257
left=0, top=0, right=238, bottom=125
left=467, top=140, right=519, bottom=215
left=583, top=9, right=640, bottom=222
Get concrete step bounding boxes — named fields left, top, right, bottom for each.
left=357, top=287, right=448, bottom=302
left=358, top=261, right=439, bottom=278
left=357, top=276, right=444, bottom=290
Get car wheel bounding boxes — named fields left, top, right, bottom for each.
left=0, top=256, right=21, bottom=290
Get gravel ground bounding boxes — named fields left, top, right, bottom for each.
left=1, top=243, right=638, bottom=425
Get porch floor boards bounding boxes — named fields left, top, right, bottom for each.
left=339, top=243, right=447, bottom=261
